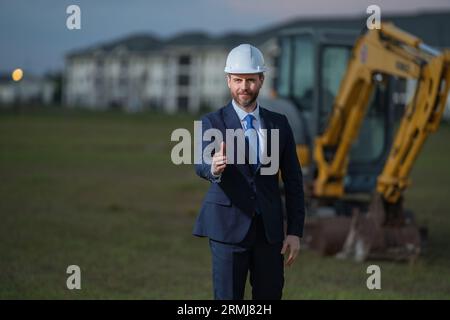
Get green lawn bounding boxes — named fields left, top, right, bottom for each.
left=0, top=107, right=449, bottom=299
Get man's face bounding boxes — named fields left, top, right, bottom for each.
left=227, top=73, right=264, bottom=108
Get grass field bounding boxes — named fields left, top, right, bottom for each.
left=0, top=107, right=449, bottom=299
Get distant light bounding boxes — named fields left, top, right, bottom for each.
left=12, top=68, right=23, bottom=82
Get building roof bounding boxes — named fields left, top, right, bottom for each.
left=164, top=31, right=212, bottom=46
left=66, top=10, right=450, bottom=59
left=66, top=33, right=163, bottom=58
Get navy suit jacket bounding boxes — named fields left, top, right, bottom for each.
left=193, top=101, right=306, bottom=244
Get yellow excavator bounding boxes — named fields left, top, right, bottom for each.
left=261, top=22, right=450, bottom=262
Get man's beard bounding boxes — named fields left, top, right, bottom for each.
left=232, top=89, right=260, bottom=108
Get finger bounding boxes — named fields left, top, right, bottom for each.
left=215, top=156, right=226, bottom=164
left=287, top=247, right=300, bottom=266
left=290, top=249, right=299, bottom=264
left=221, top=141, right=226, bottom=156
left=217, top=162, right=227, bottom=169
left=213, top=165, right=225, bottom=175
left=212, top=154, right=224, bottom=163
left=286, top=253, right=294, bottom=266
left=216, top=163, right=226, bottom=170
left=215, top=158, right=227, bottom=166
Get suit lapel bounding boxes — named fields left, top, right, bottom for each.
left=258, top=107, right=273, bottom=171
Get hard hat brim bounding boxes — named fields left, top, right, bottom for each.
left=224, top=67, right=267, bottom=74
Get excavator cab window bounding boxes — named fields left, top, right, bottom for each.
left=292, top=35, right=314, bottom=111
left=277, top=34, right=314, bottom=111
left=320, top=44, right=390, bottom=166
left=319, top=46, right=351, bottom=133
left=277, top=36, right=292, bottom=98
left=350, top=85, right=387, bottom=163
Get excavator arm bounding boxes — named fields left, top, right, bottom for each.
left=377, top=51, right=450, bottom=203
left=314, top=23, right=450, bottom=202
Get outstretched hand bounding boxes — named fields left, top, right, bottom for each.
left=212, top=141, right=227, bottom=176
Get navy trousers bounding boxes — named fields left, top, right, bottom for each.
left=209, top=214, right=284, bottom=300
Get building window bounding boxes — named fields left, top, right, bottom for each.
left=178, top=96, right=189, bottom=111
left=95, top=76, right=103, bottom=86
left=178, top=75, right=190, bottom=86
left=179, top=55, right=191, bottom=65
left=119, top=77, right=128, bottom=87
left=120, top=59, right=128, bottom=71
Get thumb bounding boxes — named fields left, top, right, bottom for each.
left=220, top=141, right=226, bottom=155
left=281, top=241, right=288, bottom=255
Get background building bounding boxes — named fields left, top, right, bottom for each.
left=0, top=73, right=56, bottom=107
left=63, top=11, right=450, bottom=113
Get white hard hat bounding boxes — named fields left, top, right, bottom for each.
left=224, top=44, right=267, bottom=74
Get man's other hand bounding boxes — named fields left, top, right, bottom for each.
left=281, top=235, right=300, bottom=267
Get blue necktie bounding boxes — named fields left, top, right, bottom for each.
left=244, top=114, right=260, bottom=173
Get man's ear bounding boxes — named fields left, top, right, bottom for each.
left=226, top=75, right=231, bottom=88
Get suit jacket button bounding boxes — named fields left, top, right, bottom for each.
left=250, top=195, right=255, bottom=200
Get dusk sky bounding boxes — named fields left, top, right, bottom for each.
left=1, top=0, right=450, bottom=75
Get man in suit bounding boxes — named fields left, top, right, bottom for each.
left=193, top=44, right=306, bottom=300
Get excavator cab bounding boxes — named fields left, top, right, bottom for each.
left=267, top=28, right=404, bottom=206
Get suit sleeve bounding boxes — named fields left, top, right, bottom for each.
left=194, top=115, right=221, bottom=183
left=280, top=115, right=306, bottom=237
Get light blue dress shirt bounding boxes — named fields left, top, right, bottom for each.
left=211, top=100, right=266, bottom=181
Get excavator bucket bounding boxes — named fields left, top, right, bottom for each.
left=302, top=194, right=424, bottom=262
